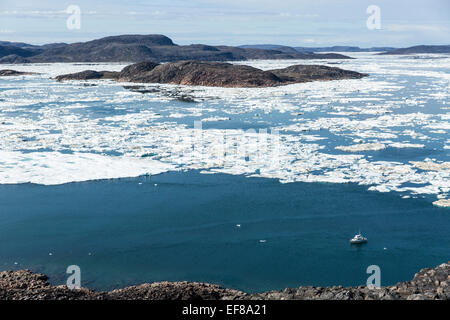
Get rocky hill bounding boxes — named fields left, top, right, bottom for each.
left=0, top=45, right=37, bottom=60
left=0, top=34, right=352, bottom=64
left=55, top=60, right=368, bottom=88
left=379, top=45, right=450, bottom=55
left=0, top=262, right=448, bottom=300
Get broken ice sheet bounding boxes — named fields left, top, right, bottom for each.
left=0, top=53, right=449, bottom=206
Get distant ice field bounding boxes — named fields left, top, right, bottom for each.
left=0, top=53, right=449, bottom=206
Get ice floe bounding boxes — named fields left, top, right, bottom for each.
left=388, top=142, right=425, bottom=149
left=0, top=150, right=175, bottom=185
left=335, top=143, right=386, bottom=152
left=410, top=161, right=450, bottom=171
left=433, top=199, right=450, bottom=208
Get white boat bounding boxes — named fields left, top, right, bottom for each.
left=350, top=232, right=367, bottom=244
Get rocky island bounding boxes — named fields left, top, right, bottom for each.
left=0, top=69, right=39, bottom=76
left=0, top=262, right=448, bottom=300
left=55, top=61, right=368, bottom=88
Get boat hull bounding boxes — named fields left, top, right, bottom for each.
left=350, top=239, right=367, bottom=244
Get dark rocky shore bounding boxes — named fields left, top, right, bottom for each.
left=1, top=262, right=448, bottom=300
left=55, top=61, right=368, bottom=88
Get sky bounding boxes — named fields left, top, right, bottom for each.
left=0, top=0, right=449, bottom=47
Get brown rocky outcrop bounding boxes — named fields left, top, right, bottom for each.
left=55, top=70, right=119, bottom=81
left=269, top=64, right=367, bottom=83
left=56, top=61, right=368, bottom=87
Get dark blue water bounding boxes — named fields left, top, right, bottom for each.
left=0, top=171, right=448, bottom=292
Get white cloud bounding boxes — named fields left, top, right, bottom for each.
left=278, top=12, right=319, bottom=18
left=387, top=24, right=446, bottom=32
left=0, top=29, right=15, bottom=34
left=0, top=9, right=97, bottom=18
left=125, top=10, right=167, bottom=17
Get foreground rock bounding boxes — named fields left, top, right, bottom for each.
left=0, top=69, right=39, bottom=76
left=56, top=61, right=368, bottom=88
left=1, top=262, right=448, bottom=300
left=0, top=270, right=245, bottom=300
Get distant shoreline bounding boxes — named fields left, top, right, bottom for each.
left=0, top=34, right=352, bottom=64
